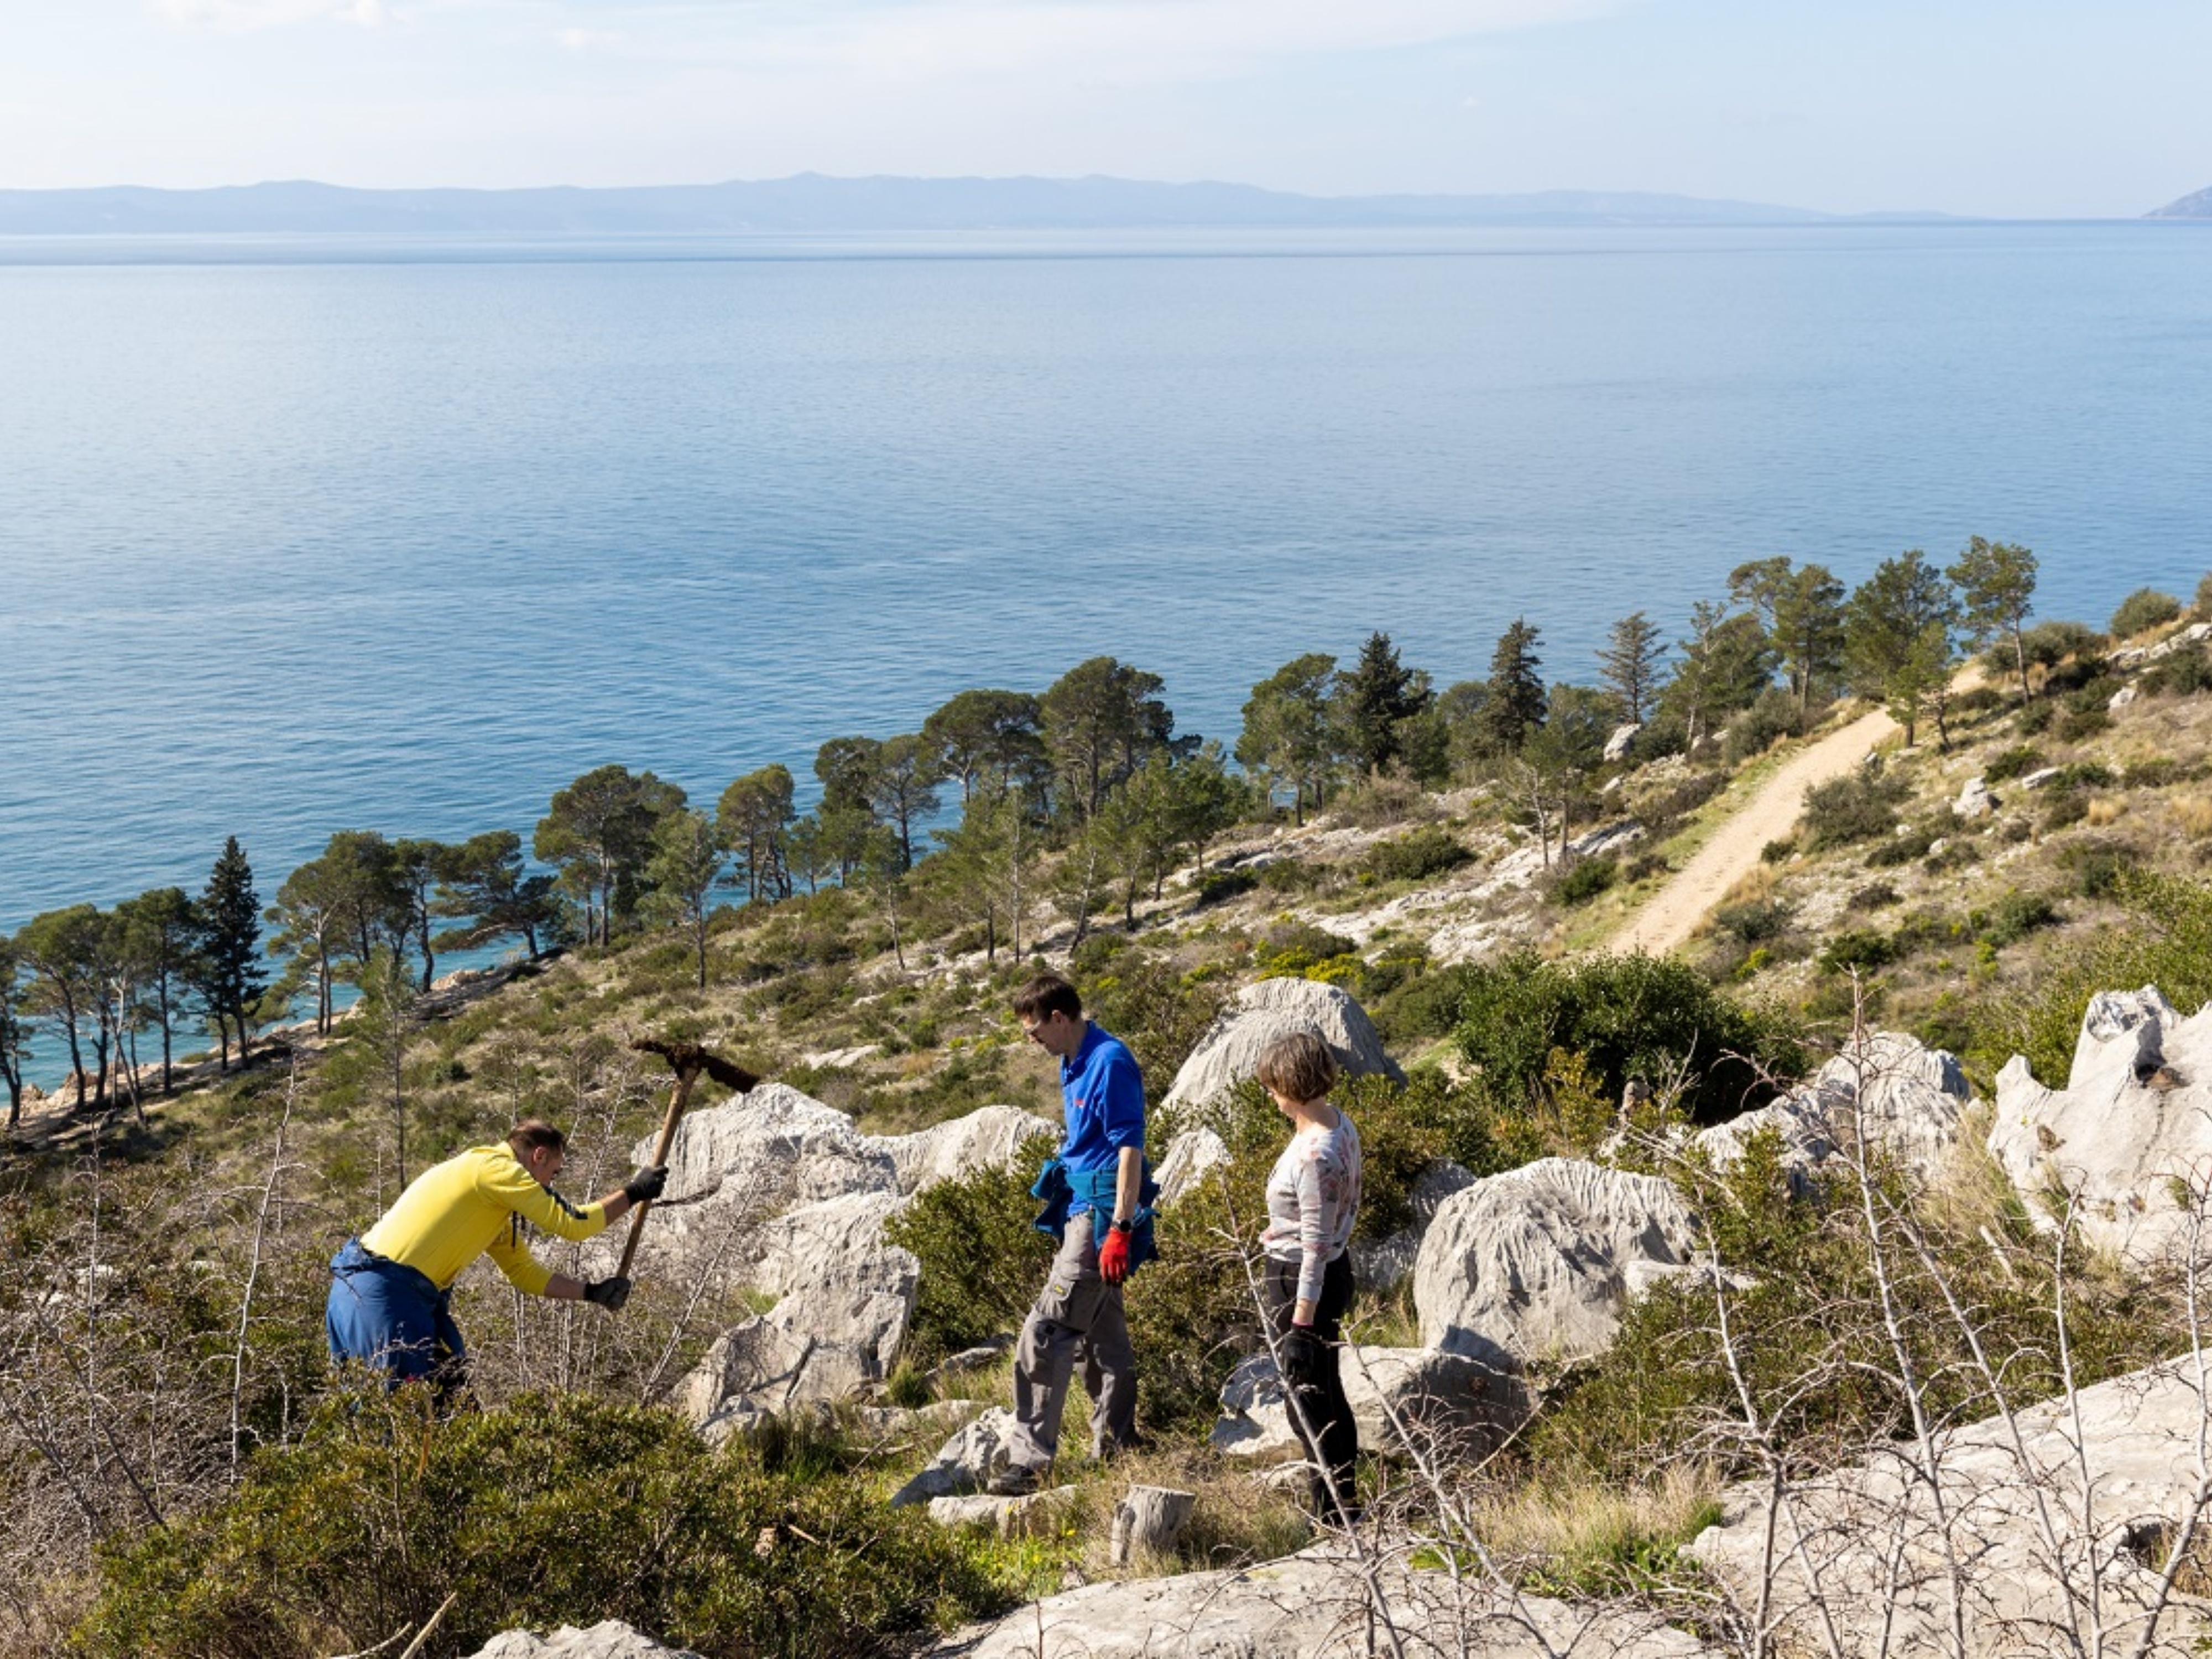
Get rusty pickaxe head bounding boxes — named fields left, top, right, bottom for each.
left=629, top=1037, right=759, bottom=1095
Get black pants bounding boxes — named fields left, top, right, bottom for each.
left=1265, top=1251, right=1358, bottom=1524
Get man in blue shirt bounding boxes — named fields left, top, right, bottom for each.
left=992, top=971, right=1147, bottom=1495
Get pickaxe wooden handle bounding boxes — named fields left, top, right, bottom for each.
left=617, top=1039, right=759, bottom=1280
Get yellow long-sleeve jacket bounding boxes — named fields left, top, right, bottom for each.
left=360, top=1144, right=608, bottom=1296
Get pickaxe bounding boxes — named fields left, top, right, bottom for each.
left=619, top=1037, right=761, bottom=1279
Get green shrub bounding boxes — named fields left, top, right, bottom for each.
left=885, top=1133, right=1058, bottom=1365
left=2013, top=699, right=2056, bottom=737
left=2196, top=571, right=2212, bottom=616
left=2112, top=587, right=2183, bottom=639
left=77, top=1392, right=1018, bottom=1659
left=1714, top=899, right=1792, bottom=943
left=1848, top=882, right=1900, bottom=913
left=1632, top=770, right=1729, bottom=842
left=1818, top=929, right=1897, bottom=975
left=2052, top=761, right=2115, bottom=790
left=1984, top=745, right=2046, bottom=784
left=1802, top=764, right=1909, bottom=849
left=1367, top=826, right=1472, bottom=885
left=1194, top=869, right=1258, bottom=907
left=2124, top=757, right=2188, bottom=790
left=2057, top=839, right=2128, bottom=899
left=2043, top=790, right=2091, bottom=831
left=1256, top=858, right=1325, bottom=894
left=2058, top=707, right=2112, bottom=743
left=1453, top=951, right=1798, bottom=1126
left=1759, top=837, right=1796, bottom=864
left=1553, top=856, right=1619, bottom=907
left=1864, top=827, right=1937, bottom=868
left=1370, top=960, right=1484, bottom=1044
left=1081, top=951, right=1232, bottom=1104
left=1722, top=688, right=1803, bottom=765
left=1975, top=891, right=2061, bottom=949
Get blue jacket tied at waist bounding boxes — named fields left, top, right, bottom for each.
left=1032, top=1156, right=1160, bottom=1276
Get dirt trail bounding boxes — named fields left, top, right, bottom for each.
left=1613, top=705, right=1901, bottom=958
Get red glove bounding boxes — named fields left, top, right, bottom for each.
left=1097, top=1222, right=1131, bottom=1285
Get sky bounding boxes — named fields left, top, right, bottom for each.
left=1, top=0, right=2206, bottom=217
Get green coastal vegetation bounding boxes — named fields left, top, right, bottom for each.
left=10, top=548, right=2212, bottom=1656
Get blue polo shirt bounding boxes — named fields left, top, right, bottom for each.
left=1060, top=1021, right=1146, bottom=1213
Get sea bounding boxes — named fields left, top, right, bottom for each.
left=4, top=221, right=2210, bottom=953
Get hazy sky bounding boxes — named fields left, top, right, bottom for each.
left=3, top=0, right=2205, bottom=216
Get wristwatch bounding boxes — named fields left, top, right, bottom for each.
left=1111, top=1218, right=1133, bottom=1234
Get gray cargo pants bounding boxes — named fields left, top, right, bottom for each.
left=1008, top=1209, right=1138, bottom=1473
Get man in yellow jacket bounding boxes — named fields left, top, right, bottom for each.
left=326, top=1118, right=666, bottom=1401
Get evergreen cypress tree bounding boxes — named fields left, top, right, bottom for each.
left=197, top=837, right=266, bottom=1069
left=1481, top=618, right=1548, bottom=754
left=1334, top=632, right=1428, bottom=775
left=1595, top=612, right=1666, bottom=724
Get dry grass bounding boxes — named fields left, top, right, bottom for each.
left=1455, top=1460, right=1726, bottom=1594
left=2086, top=797, right=2127, bottom=827
left=2173, top=795, right=2212, bottom=839
left=1054, top=1443, right=1314, bottom=1577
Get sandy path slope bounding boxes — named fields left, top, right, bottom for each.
left=1613, top=706, right=1901, bottom=958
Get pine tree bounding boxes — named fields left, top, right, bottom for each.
left=1948, top=536, right=2039, bottom=703
left=1596, top=612, right=1666, bottom=724
left=197, top=837, right=266, bottom=1070
left=1237, top=653, right=1337, bottom=822
left=1844, top=550, right=1959, bottom=748
left=1333, top=632, right=1430, bottom=775
left=1772, top=564, right=1848, bottom=720
left=1480, top=619, right=1548, bottom=755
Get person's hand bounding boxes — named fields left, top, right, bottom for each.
left=582, top=1276, right=633, bottom=1312
left=624, top=1165, right=669, bottom=1204
left=1097, top=1222, right=1131, bottom=1285
left=1280, top=1324, right=1324, bottom=1383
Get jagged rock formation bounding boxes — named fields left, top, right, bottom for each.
left=1413, top=1158, right=1699, bottom=1373
left=1213, top=1342, right=1525, bottom=1461
left=928, top=1544, right=1715, bottom=1657
left=1162, top=978, right=1404, bottom=1111
left=625, top=1086, right=1051, bottom=1428
left=1694, top=1031, right=1971, bottom=1188
left=1350, top=1160, right=1477, bottom=1292
left=891, top=1407, right=1025, bottom=1506
left=1989, top=985, right=2212, bottom=1258
left=1691, top=1358, right=2212, bottom=1656
left=466, top=1624, right=700, bottom=1657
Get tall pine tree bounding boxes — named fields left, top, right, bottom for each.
left=196, top=837, right=265, bottom=1070
left=1480, top=619, right=1548, bottom=754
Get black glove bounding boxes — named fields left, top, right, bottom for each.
left=1280, top=1324, right=1325, bottom=1385
left=582, top=1276, right=632, bottom=1312
left=624, top=1165, right=669, bottom=1204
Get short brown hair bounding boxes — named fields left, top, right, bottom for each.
left=507, top=1119, right=567, bottom=1158
left=1013, top=972, right=1082, bottom=1024
left=1254, top=1031, right=1339, bottom=1104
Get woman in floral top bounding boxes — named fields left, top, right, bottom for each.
left=1255, top=1030, right=1363, bottom=1525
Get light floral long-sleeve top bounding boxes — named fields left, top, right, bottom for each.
left=1259, top=1110, right=1363, bottom=1307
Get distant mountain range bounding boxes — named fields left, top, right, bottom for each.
left=0, top=175, right=1939, bottom=236
left=2147, top=186, right=2212, bottom=219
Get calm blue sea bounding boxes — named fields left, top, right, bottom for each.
left=4, top=223, right=2210, bottom=953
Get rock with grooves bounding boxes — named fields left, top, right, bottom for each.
left=1213, top=1343, right=1525, bottom=1460
left=1155, top=1127, right=1231, bottom=1206
left=891, top=1407, right=1024, bottom=1506
left=1694, top=1031, right=1971, bottom=1188
left=1413, top=1158, right=1698, bottom=1374
left=466, top=1623, right=700, bottom=1658
left=1164, top=979, right=1403, bottom=1112
left=878, top=1105, right=1057, bottom=1197
left=1987, top=984, right=2212, bottom=1258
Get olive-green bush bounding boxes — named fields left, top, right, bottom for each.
left=76, top=1392, right=1020, bottom=1659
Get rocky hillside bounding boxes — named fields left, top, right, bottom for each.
left=15, top=587, right=2212, bottom=1657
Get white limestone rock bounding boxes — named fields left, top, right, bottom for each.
left=927, top=1485, right=1081, bottom=1538
left=1691, top=1359, right=2212, bottom=1657
left=1213, top=1343, right=1526, bottom=1461
left=747, top=1191, right=912, bottom=1300
left=931, top=1543, right=1715, bottom=1658
left=1413, top=1158, right=1698, bottom=1373
left=466, top=1623, right=701, bottom=1658
left=878, top=1104, right=1058, bottom=1197
left=1987, top=985, right=2212, bottom=1258
left=1952, top=776, right=1998, bottom=817
left=1164, top=979, right=1404, bottom=1112
left=1605, top=722, right=1642, bottom=763
left=646, top=1081, right=898, bottom=1208
left=1350, top=1160, right=1478, bottom=1293
left=891, top=1407, right=1024, bottom=1506
left=679, top=1272, right=917, bottom=1436
left=1694, top=1032, right=1971, bottom=1188
left=1155, top=1126, right=1232, bottom=1206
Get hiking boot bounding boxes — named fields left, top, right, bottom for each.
left=986, top=1462, right=1046, bottom=1498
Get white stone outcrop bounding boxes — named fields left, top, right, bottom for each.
left=1987, top=985, right=2212, bottom=1258
left=1952, top=776, right=1998, bottom=817
left=677, top=1270, right=918, bottom=1439
left=891, top=1407, right=1024, bottom=1506
left=747, top=1191, right=911, bottom=1300
left=467, top=1623, right=700, bottom=1658
left=1154, top=1126, right=1232, bottom=1206
left=1605, top=722, right=1642, bottom=762
left=930, top=1545, right=1714, bottom=1658
left=878, top=1104, right=1057, bottom=1197
left=1213, top=1343, right=1526, bottom=1461
left=1164, top=979, right=1404, bottom=1112
left=1691, top=1359, right=2212, bottom=1657
left=1413, top=1158, right=1698, bottom=1374
left=1694, top=1032, right=1971, bottom=1189
left=1350, top=1160, right=1477, bottom=1292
